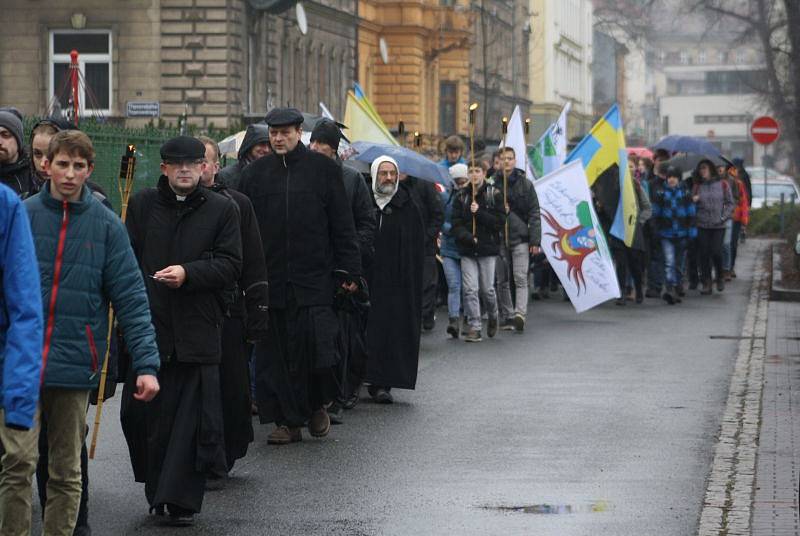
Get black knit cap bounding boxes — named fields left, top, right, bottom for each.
left=160, top=136, right=206, bottom=162
left=264, top=107, right=304, bottom=128
left=310, top=119, right=343, bottom=151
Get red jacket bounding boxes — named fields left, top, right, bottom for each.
left=733, top=178, right=749, bottom=225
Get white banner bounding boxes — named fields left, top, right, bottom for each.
left=534, top=160, right=620, bottom=313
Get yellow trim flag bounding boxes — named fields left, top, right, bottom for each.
left=343, top=90, right=399, bottom=146
left=565, top=104, right=638, bottom=247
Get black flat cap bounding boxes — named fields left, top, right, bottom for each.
left=160, top=136, right=206, bottom=162
left=264, top=107, right=304, bottom=128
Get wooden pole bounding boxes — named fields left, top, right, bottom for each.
left=468, top=103, right=479, bottom=239
left=89, top=144, right=136, bottom=460
left=500, top=117, right=509, bottom=247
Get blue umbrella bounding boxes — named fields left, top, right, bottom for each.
left=653, top=135, right=721, bottom=157
left=351, top=142, right=450, bottom=185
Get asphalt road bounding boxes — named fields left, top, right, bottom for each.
left=36, top=241, right=762, bottom=535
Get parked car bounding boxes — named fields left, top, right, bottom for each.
left=749, top=175, right=800, bottom=209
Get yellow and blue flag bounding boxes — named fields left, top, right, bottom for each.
left=565, top=104, right=638, bottom=247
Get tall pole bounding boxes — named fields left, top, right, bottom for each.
left=469, top=103, right=479, bottom=239
left=89, top=144, right=136, bottom=459
left=501, top=116, right=509, bottom=246
left=524, top=118, right=532, bottom=179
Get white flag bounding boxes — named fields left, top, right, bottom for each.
left=534, top=160, right=620, bottom=313
left=501, top=105, right=535, bottom=181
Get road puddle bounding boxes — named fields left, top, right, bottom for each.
left=481, top=501, right=611, bottom=515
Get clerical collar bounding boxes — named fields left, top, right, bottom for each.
left=175, top=194, right=187, bottom=202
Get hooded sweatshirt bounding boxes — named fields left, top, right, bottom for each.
left=218, top=123, right=270, bottom=190
left=370, top=156, right=400, bottom=210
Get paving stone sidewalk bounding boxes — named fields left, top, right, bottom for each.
left=754, top=299, right=800, bottom=535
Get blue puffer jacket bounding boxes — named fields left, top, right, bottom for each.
left=0, top=184, right=43, bottom=429
left=25, top=183, right=159, bottom=389
left=439, top=186, right=461, bottom=260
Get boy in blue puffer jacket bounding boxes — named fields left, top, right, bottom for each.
left=25, top=130, right=161, bottom=535
left=0, top=181, right=43, bottom=536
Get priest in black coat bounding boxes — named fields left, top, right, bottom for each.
left=364, top=156, right=425, bottom=404
left=239, top=108, right=362, bottom=445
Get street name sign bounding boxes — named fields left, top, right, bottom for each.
left=126, top=101, right=160, bottom=118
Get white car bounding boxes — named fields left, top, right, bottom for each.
left=749, top=176, right=800, bottom=209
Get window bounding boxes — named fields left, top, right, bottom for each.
left=439, top=82, right=457, bottom=135
left=50, top=30, right=112, bottom=115
left=705, top=70, right=766, bottom=94
left=679, top=50, right=689, bottom=64
left=735, top=49, right=746, bottom=64
left=698, top=50, right=707, bottom=64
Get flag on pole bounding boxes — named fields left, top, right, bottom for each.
left=530, top=102, right=571, bottom=178
left=534, top=160, right=620, bottom=312
left=500, top=105, right=535, bottom=181
left=564, top=103, right=638, bottom=247
left=343, top=91, right=399, bottom=146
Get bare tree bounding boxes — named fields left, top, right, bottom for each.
left=593, top=0, right=663, bottom=44
left=692, top=0, right=800, bottom=171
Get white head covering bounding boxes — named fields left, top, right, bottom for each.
left=448, top=163, right=468, bottom=188
left=370, top=155, right=400, bottom=210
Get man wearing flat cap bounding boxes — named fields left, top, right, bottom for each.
left=122, top=135, right=242, bottom=526
left=309, top=119, right=376, bottom=419
left=240, top=108, right=362, bottom=445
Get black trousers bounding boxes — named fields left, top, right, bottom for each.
left=612, top=242, right=643, bottom=297
left=697, top=227, right=725, bottom=283
left=219, top=316, right=253, bottom=472
left=421, top=256, right=438, bottom=322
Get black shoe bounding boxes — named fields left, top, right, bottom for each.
left=615, top=298, right=626, bottom=306
left=676, top=285, right=686, bottom=297
left=165, top=504, right=195, bottom=527
left=446, top=317, right=459, bottom=339
left=716, top=278, right=725, bottom=292
left=645, top=288, right=660, bottom=298
left=688, top=281, right=698, bottom=290
left=369, top=386, right=393, bottom=404
left=328, top=402, right=344, bottom=425
left=635, top=288, right=643, bottom=304
left=487, top=318, right=498, bottom=338
left=422, top=316, right=435, bottom=331
left=662, top=289, right=675, bottom=305
left=342, top=390, right=360, bottom=410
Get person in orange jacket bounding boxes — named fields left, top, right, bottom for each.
left=729, top=168, right=750, bottom=278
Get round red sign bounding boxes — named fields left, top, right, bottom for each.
left=750, top=116, right=780, bottom=145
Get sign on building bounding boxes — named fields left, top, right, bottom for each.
left=126, top=101, right=160, bottom=118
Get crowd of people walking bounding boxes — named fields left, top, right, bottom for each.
left=0, top=104, right=752, bottom=533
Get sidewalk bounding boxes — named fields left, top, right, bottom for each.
left=754, top=299, right=800, bottom=535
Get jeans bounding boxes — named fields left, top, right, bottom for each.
left=496, top=243, right=529, bottom=320
left=722, top=219, right=733, bottom=271
left=661, top=238, right=687, bottom=288
left=731, top=221, right=743, bottom=271
left=697, top=227, right=725, bottom=283
left=461, top=256, right=498, bottom=330
left=0, top=408, right=40, bottom=536
left=441, top=256, right=462, bottom=319
left=39, top=388, right=91, bottom=536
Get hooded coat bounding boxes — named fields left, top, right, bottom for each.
left=0, top=152, right=38, bottom=199
left=365, top=156, right=425, bottom=390
left=218, top=123, right=270, bottom=191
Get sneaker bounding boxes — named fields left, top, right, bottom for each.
left=342, top=390, right=360, bottom=410
left=369, top=386, right=393, bottom=404
left=446, top=317, right=459, bottom=339
left=464, top=329, right=483, bottom=342
left=500, top=319, right=515, bottom=331
left=267, top=425, right=302, bottom=445
left=308, top=408, right=331, bottom=437
left=487, top=318, right=498, bottom=338
left=512, top=314, right=525, bottom=332
left=645, top=288, right=660, bottom=298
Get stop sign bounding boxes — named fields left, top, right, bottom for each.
left=750, top=116, right=780, bottom=145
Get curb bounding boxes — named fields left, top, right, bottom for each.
left=697, top=244, right=769, bottom=536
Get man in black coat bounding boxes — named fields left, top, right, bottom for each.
left=217, top=123, right=271, bottom=191
left=198, top=136, right=268, bottom=475
left=364, top=156, right=425, bottom=404
left=309, top=120, right=376, bottom=418
left=451, top=162, right=505, bottom=342
left=400, top=172, right=444, bottom=331
left=122, top=136, right=242, bottom=526
left=239, top=108, right=362, bottom=445
left=0, top=110, right=38, bottom=198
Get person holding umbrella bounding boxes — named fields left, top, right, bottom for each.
left=691, top=159, right=734, bottom=294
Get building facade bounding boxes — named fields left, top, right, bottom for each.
left=528, top=0, right=593, bottom=142
left=0, top=0, right=359, bottom=130
left=469, top=0, right=531, bottom=142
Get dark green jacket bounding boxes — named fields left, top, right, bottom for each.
left=25, top=183, right=159, bottom=389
